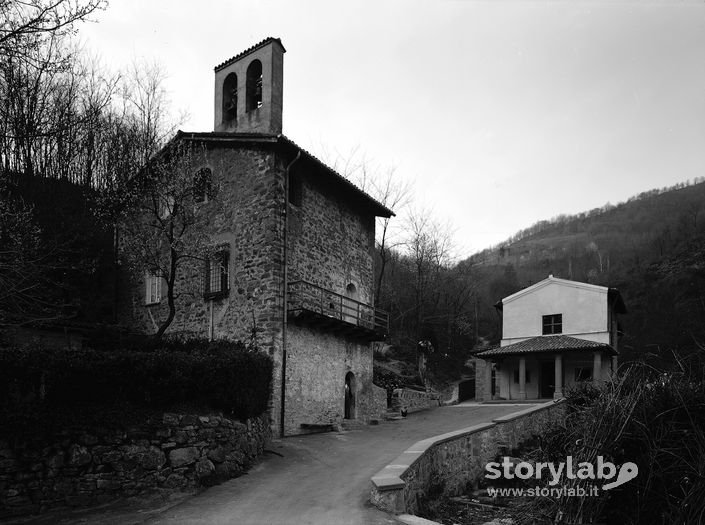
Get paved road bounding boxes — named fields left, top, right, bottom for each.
left=144, top=404, right=527, bottom=525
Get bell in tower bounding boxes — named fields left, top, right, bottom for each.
left=213, top=38, right=285, bottom=134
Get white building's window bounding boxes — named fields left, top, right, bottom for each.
left=145, top=270, right=162, bottom=305
left=542, top=313, right=562, bottom=335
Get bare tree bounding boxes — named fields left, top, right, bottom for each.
left=320, top=146, right=413, bottom=306
left=0, top=0, right=106, bottom=60
left=0, top=195, right=42, bottom=323
left=118, top=142, right=222, bottom=338
left=404, top=207, right=454, bottom=341
left=367, top=167, right=411, bottom=306
left=0, top=9, right=192, bottom=328
left=123, top=60, right=186, bottom=167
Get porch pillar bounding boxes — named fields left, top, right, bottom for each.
left=554, top=354, right=563, bottom=399
left=593, top=351, right=602, bottom=384
left=483, top=359, right=492, bottom=401
left=518, top=357, right=527, bottom=400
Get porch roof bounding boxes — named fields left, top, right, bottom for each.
left=475, top=335, right=616, bottom=358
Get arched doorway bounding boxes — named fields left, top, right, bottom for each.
left=344, top=372, right=356, bottom=419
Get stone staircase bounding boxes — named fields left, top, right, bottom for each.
left=383, top=408, right=404, bottom=420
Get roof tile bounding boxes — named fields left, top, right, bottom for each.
left=214, top=37, right=285, bottom=72
left=476, top=335, right=615, bottom=357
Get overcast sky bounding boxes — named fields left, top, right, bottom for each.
left=80, top=0, right=705, bottom=257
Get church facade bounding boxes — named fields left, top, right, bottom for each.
left=119, top=38, right=392, bottom=436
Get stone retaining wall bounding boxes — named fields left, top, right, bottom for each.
left=372, top=384, right=388, bottom=417
left=391, top=388, right=442, bottom=414
left=0, top=412, right=270, bottom=518
left=370, top=401, right=565, bottom=515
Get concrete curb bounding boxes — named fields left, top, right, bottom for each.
left=396, top=514, right=444, bottom=525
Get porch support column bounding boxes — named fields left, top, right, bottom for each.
left=518, top=357, right=527, bottom=400
left=554, top=354, right=563, bottom=399
left=483, top=359, right=493, bottom=401
left=593, top=351, right=602, bottom=384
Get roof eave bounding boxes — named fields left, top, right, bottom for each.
left=170, top=131, right=395, bottom=218
left=476, top=335, right=617, bottom=358
left=502, top=276, right=609, bottom=305
left=277, top=135, right=394, bottom=218
left=214, top=37, right=286, bottom=72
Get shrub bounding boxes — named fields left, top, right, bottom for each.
left=373, top=368, right=404, bottom=405
left=516, top=365, right=705, bottom=525
left=0, top=339, right=272, bottom=441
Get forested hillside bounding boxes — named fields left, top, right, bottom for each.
left=373, top=179, right=705, bottom=386
left=466, top=178, right=705, bottom=365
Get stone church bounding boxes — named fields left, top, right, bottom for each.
left=120, top=38, right=393, bottom=436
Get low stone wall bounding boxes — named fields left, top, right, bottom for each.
left=372, top=384, right=388, bottom=418
left=0, top=412, right=270, bottom=518
left=473, top=358, right=489, bottom=401
left=391, top=388, right=441, bottom=414
left=370, top=400, right=565, bottom=515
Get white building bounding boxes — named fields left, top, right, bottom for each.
left=476, top=275, right=626, bottom=400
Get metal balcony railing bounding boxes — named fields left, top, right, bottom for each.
left=287, top=280, right=389, bottom=336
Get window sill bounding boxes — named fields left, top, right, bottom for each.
left=145, top=301, right=162, bottom=307
left=204, top=290, right=229, bottom=301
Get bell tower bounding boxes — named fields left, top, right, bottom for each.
left=214, top=38, right=285, bottom=134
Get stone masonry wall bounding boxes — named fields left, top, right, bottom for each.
left=283, top=162, right=379, bottom=435
left=0, top=412, right=270, bottom=519
left=371, top=401, right=566, bottom=515
left=120, top=144, right=284, bottom=347
left=119, top=140, right=382, bottom=439
left=284, top=325, right=375, bottom=435
left=391, top=388, right=442, bottom=413
left=287, top=165, right=375, bottom=304
left=474, top=358, right=488, bottom=401
left=118, top=142, right=288, bottom=435
left=372, top=384, right=388, bottom=417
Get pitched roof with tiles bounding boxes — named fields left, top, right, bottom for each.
left=475, top=335, right=616, bottom=357
left=214, top=37, right=286, bottom=72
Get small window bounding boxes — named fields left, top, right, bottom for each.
left=345, top=283, right=358, bottom=300
left=542, top=314, right=562, bottom=335
left=513, top=368, right=531, bottom=383
left=246, top=59, right=263, bottom=112
left=194, top=167, right=212, bottom=204
left=205, top=249, right=229, bottom=299
left=575, top=367, right=593, bottom=382
left=288, top=173, right=302, bottom=206
left=145, top=269, right=162, bottom=305
left=222, top=73, right=238, bottom=124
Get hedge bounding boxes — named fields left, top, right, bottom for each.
left=0, top=339, right=272, bottom=440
